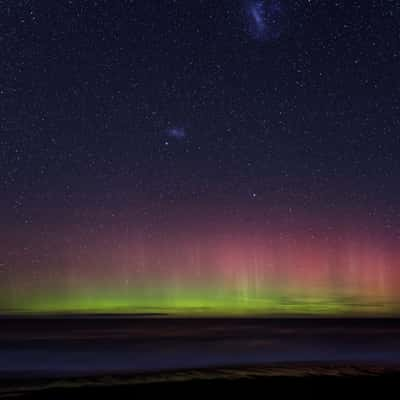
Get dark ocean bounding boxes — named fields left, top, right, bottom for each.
left=1, top=317, right=400, bottom=378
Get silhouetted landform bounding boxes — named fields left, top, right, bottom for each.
left=2, top=365, right=400, bottom=398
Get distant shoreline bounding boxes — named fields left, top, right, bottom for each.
left=1, top=314, right=400, bottom=320
left=2, top=364, right=400, bottom=398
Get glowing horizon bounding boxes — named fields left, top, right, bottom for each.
left=2, top=214, right=400, bottom=317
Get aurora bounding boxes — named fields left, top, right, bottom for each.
left=1, top=1, right=400, bottom=321
left=2, top=212, right=399, bottom=317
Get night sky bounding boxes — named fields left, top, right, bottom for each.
left=1, top=0, right=400, bottom=315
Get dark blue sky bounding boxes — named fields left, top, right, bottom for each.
left=1, top=0, right=400, bottom=231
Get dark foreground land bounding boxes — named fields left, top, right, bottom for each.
left=2, top=366, right=400, bottom=398
left=1, top=317, right=400, bottom=397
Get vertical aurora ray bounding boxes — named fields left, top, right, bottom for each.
left=1, top=213, right=400, bottom=316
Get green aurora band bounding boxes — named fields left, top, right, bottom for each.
left=2, top=224, right=400, bottom=316
left=2, top=285, right=400, bottom=316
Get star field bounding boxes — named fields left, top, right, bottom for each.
left=1, top=0, right=400, bottom=315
